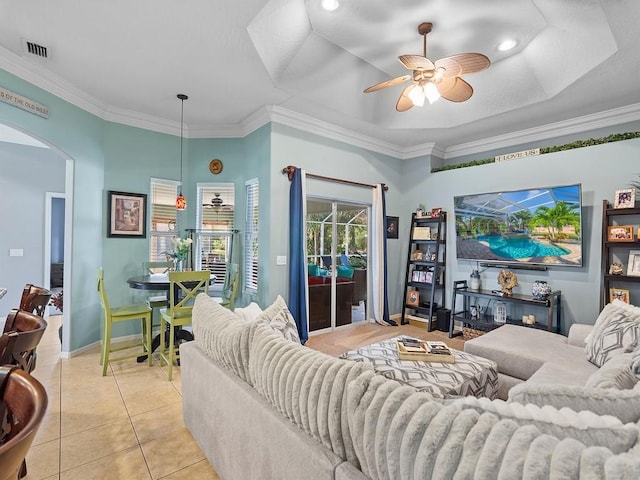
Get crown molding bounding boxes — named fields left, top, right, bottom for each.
left=443, top=103, right=640, bottom=159
left=2, top=45, right=639, bottom=161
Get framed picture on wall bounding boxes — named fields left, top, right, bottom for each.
left=386, top=216, right=399, bottom=239
left=107, top=191, right=147, bottom=238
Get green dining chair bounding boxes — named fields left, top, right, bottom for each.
left=159, top=270, right=210, bottom=380
left=142, top=261, right=174, bottom=327
left=97, top=268, right=152, bottom=376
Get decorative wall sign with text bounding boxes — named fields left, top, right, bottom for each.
left=0, top=86, right=49, bottom=118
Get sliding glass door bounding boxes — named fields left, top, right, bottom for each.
left=306, top=198, right=368, bottom=332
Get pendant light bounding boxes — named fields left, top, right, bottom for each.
left=175, top=93, right=188, bottom=210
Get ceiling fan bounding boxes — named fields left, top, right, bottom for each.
left=202, top=193, right=230, bottom=210
left=363, top=22, right=490, bottom=112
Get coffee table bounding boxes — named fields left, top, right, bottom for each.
left=340, top=336, right=498, bottom=399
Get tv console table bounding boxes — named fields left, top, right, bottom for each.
left=449, top=280, right=561, bottom=338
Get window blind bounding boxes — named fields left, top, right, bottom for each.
left=196, top=183, right=235, bottom=287
left=150, top=179, right=180, bottom=261
left=244, top=179, right=259, bottom=291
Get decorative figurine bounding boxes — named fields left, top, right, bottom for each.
left=497, top=269, right=518, bottom=296
left=609, top=263, right=624, bottom=275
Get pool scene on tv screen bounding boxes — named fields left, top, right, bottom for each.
left=454, top=184, right=582, bottom=267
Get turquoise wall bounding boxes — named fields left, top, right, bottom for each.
left=0, top=68, right=105, bottom=352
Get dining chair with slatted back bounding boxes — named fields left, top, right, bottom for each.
left=97, top=268, right=152, bottom=376
left=19, top=284, right=52, bottom=318
left=141, top=261, right=174, bottom=326
left=159, top=270, right=210, bottom=380
left=0, top=366, right=48, bottom=480
left=1, top=310, right=48, bottom=374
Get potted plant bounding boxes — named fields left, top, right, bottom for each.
left=417, top=203, right=427, bottom=218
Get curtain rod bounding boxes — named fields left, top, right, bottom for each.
left=282, top=166, right=388, bottom=191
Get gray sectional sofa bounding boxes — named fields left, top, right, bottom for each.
left=181, top=295, right=640, bottom=479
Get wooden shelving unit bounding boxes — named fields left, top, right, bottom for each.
left=400, top=211, right=446, bottom=331
left=600, top=199, right=640, bottom=309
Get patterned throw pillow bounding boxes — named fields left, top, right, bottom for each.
left=256, top=295, right=301, bottom=343
left=585, top=311, right=639, bottom=367
left=585, top=353, right=638, bottom=390
left=584, top=300, right=640, bottom=367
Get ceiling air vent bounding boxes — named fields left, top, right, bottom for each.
left=22, top=39, right=48, bottom=59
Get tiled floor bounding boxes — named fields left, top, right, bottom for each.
left=25, top=316, right=463, bottom=479
left=24, top=315, right=220, bottom=480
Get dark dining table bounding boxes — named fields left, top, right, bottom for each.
left=127, top=273, right=216, bottom=361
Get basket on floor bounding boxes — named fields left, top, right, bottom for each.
left=462, top=327, right=487, bottom=341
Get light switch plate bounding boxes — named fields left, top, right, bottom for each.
left=9, top=248, right=23, bottom=257
left=276, top=255, right=287, bottom=266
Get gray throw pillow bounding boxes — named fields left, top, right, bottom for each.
left=256, top=295, right=301, bottom=343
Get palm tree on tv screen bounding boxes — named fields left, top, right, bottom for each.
left=529, top=201, right=580, bottom=242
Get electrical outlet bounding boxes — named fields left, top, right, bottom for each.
left=276, top=256, right=287, bottom=266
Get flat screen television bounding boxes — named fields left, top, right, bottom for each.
left=454, top=184, right=582, bottom=268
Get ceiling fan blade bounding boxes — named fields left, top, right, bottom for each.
left=435, top=53, right=490, bottom=76
left=396, top=85, right=414, bottom=112
left=437, top=77, right=474, bottom=102
left=398, top=55, right=434, bottom=71
left=363, top=75, right=411, bottom=93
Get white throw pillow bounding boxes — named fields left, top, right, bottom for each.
left=585, top=300, right=640, bottom=367
left=235, top=302, right=263, bottom=322
left=256, top=295, right=301, bottom=343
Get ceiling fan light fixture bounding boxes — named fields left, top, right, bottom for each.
left=498, top=39, right=517, bottom=51
left=424, top=81, right=440, bottom=104
left=408, top=84, right=425, bottom=107
left=321, top=0, right=339, bottom=11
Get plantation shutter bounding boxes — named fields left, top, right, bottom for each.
left=244, top=179, right=259, bottom=292
left=150, top=179, right=180, bottom=261
left=196, top=183, right=235, bottom=288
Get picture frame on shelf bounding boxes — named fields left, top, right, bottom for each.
left=406, top=290, right=420, bottom=307
left=609, top=288, right=630, bottom=304
left=614, top=189, right=635, bottom=209
left=107, top=191, right=147, bottom=238
left=411, top=249, right=424, bottom=261
left=628, top=250, right=640, bottom=276
left=607, top=225, right=634, bottom=242
left=413, top=226, right=431, bottom=240
left=430, top=207, right=442, bottom=218
left=425, top=271, right=434, bottom=284
left=411, top=270, right=421, bottom=282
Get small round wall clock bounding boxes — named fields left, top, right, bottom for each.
left=209, top=159, right=223, bottom=175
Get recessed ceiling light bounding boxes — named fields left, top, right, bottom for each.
left=498, top=39, right=517, bottom=51
left=322, top=0, right=339, bottom=11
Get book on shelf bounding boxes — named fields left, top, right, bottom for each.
left=396, top=339, right=455, bottom=363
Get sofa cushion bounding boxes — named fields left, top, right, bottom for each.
left=256, top=295, right=301, bottom=343
left=192, top=293, right=255, bottom=383
left=507, top=383, right=640, bottom=424
left=463, top=324, right=571, bottom=380
left=248, top=323, right=373, bottom=466
left=452, top=396, right=639, bottom=454
left=585, top=353, right=637, bottom=390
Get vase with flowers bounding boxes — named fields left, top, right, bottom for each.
left=168, top=237, right=193, bottom=271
